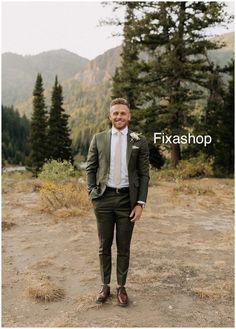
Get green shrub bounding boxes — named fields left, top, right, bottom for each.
left=38, top=160, right=75, bottom=181
left=150, top=155, right=213, bottom=184
left=176, top=156, right=213, bottom=179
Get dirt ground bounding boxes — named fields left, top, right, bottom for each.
left=2, top=174, right=234, bottom=327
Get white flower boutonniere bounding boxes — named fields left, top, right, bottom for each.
left=130, top=132, right=141, bottom=142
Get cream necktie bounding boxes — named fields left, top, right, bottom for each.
left=114, top=131, right=121, bottom=186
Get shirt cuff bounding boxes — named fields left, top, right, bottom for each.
left=137, top=201, right=145, bottom=205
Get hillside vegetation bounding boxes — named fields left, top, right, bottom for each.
left=2, top=32, right=234, bottom=159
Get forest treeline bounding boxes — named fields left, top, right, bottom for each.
left=2, top=1, right=234, bottom=176
left=2, top=74, right=72, bottom=174
left=2, top=106, right=30, bottom=165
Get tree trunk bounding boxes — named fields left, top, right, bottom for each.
left=171, top=143, right=181, bottom=168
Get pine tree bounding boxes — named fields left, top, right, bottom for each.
left=2, top=106, right=30, bottom=166
left=112, top=2, right=142, bottom=109
left=109, top=1, right=232, bottom=167
left=221, top=60, right=234, bottom=175
left=198, top=57, right=234, bottom=176
left=47, top=76, right=72, bottom=162
left=111, top=2, right=164, bottom=168
left=28, top=73, right=48, bottom=173
left=211, top=60, right=234, bottom=175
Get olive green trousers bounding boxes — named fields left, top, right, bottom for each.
left=92, top=188, right=134, bottom=286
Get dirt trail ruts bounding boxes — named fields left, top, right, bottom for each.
left=2, top=177, right=234, bottom=327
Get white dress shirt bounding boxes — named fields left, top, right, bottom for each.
left=107, top=126, right=129, bottom=188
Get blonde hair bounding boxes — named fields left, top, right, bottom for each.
left=110, top=98, right=130, bottom=110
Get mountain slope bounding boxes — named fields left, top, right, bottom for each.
left=2, top=49, right=89, bottom=106
left=75, top=46, right=122, bottom=86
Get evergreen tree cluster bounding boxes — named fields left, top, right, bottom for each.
left=204, top=60, right=234, bottom=175
left=28, top=74, right=72, bottom=174
left=110, top=1, right=234, bottom=174
left=2, top=106, right=30, bottom=166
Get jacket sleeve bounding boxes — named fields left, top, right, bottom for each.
left=86, top=135, right=98, bottom=194
left=137, top=138, right=150, bottom=203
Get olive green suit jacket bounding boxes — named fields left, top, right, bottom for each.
left=86, top=129, right=150, bottom=209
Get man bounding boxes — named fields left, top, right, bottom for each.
left=86, top=98, right=149, bottom=307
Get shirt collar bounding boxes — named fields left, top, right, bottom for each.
left=111, top=126, right=128, bottom=135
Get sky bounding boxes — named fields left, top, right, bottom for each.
left=1, top=1, right=235, bottom=60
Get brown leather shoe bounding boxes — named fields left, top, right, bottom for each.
left=117, top=286, right=129, bottom=307
left=96, top=285, right=110, bottom=304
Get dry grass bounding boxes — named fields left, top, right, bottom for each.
left=76, top=292, right=119, bottom=312
left=2, top=171, right=35, bottom=194
left=52, top=207, right=86, bottom=222
left=14, top=180, right=37, bottom=193
left=129, top=262, right=198, bottom=290
left=2, top=174, right=234, bottom=327
left=2, top=220, right=16, bottom=231
left=2, top=170, right=32, bottom=180
left=25, top=272, right=65, bottom=302
left=191, top=281, right=233, bottom=301
left=173, top=183, right=215, bottom=196
left=2, top=213, right=16, bottom=231
left=221, top=230, right=234, bottom=245
left=40, top=180, right=92, bottom=217
left=45, top=318, right=87, bottom=327
left=129, top=261, right=233, bottom=303
left=76, top=293, right=103, bottom=312
left=3, top=179, right=37, bottom=194
left=129, top=272, right=161, bottom=284
left=30, top=260, right=55, bottom=270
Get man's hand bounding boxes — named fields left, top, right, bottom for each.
left=129, top=205, right=143, bottom=223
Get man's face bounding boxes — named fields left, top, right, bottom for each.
left=109, top=104, right=131, bottom=130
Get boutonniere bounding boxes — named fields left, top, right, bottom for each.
left=130, top=132, right=141, bottom=142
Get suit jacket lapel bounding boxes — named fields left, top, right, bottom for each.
left=105, top=129, right=112, bottom=166
left=126, top=130, right=132, bottom=164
